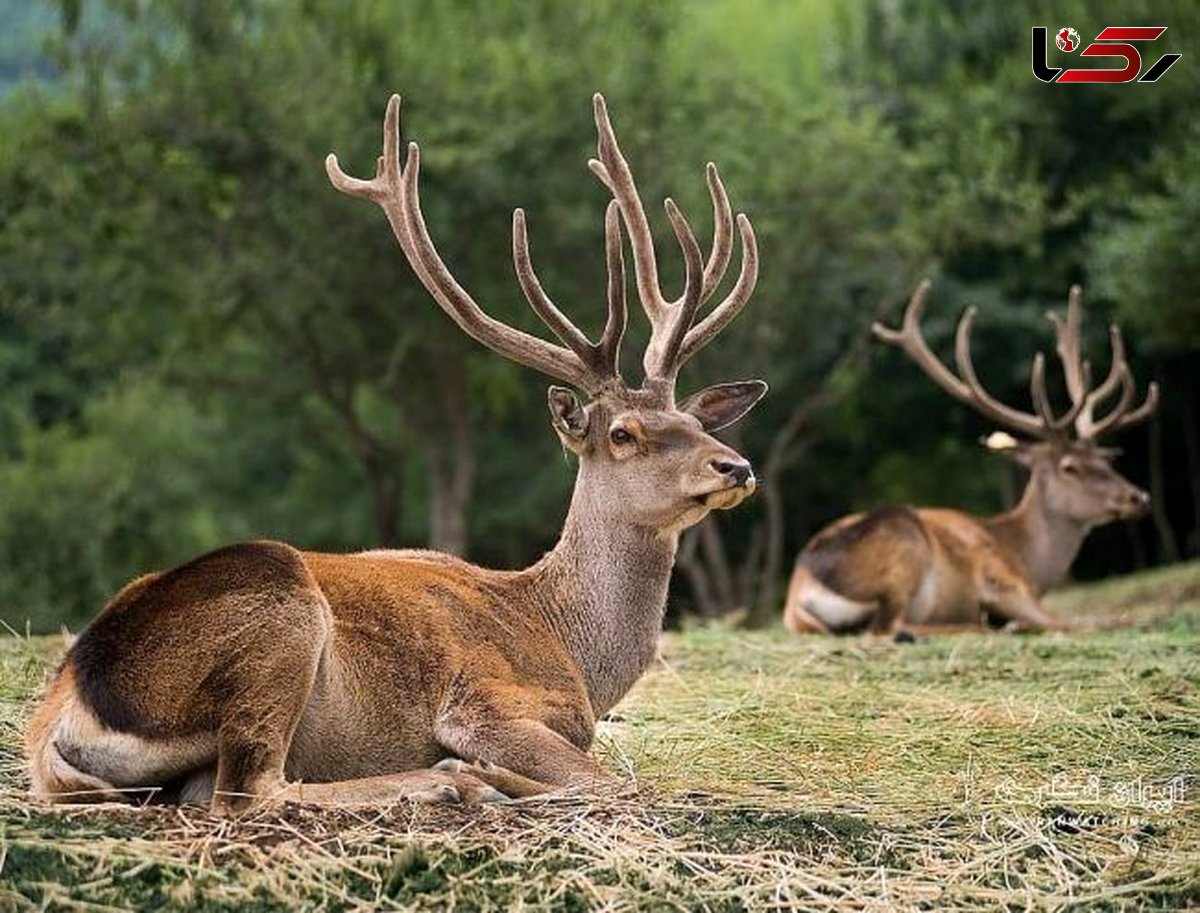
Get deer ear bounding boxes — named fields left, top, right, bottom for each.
left=680, top=380, right=768, bottom=432
left=548, top=386, right=589, bottom=452
left=981, top=431, right=1035, bottom=467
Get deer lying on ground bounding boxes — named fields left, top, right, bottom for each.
left=784, top=281, right=1157, bottom=636
left=26, top=94, right=766, bottom=811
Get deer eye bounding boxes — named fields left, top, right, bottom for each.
left=610, top=428, right=634, bottom=445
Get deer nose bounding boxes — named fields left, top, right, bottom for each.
left=711, top=459, right=753, bottom=486
left=1129, top=489, right=1151, bottom=510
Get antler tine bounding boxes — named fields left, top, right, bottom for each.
left=328, top=94, right=605, bottom=393
left=873, top=281, right=1052, bottom=439
left=679, top=209, right=758, bottom=366
left=1085, top=363, right=1158, bottom=439
left=1046, top=288, right=1160, bottom=440
left=1113, top=381, right=1160, bottom=432
left=1073, top=324, right=1119, bottom=438
left=326, top=94, right=403, bottom=204
left=872, top=280, right=970, bottom=400
left=1048, top=285, right=1088, bottom=406
left=589, top=94, right=666, bottom=318
left=511, top=203, right=629, bottom=383
left=643, top=198, right=704, bottom=377
left=588, top=94, right=757, bottom=383
left=1084, top=364, right=1136, bottom=438
left=700, top=163, right=734, bottom=300
left=1031, top=351, right=1092, bottom=432
left=1030, top=352, right=1054, bottom=426
left=513, top=210, right=603, bottom=364
left=953, top=308, right=1054, bottom=438
left=599, top=200, right=628, bottom=371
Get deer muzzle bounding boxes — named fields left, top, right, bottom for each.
left=699, top=457, right=756, bottom=509
left=1115, top=487, right=1151, bottom=519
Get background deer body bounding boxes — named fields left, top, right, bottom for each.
left=26, top=94, right=766, bottom=811
left=785, top=283, right=1156, bottom=636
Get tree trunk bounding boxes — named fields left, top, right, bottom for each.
left=426, top=354, right=475, bottom=556
left=428, top=439, right=473, bottom=555
left=678, top=525, right=720, bottom=617
left=749, top=481, right=787, bottom=626
left=367, top=459, right=401, bottom=546
left=1182, top=385, right=1200, bottom=558
left=699, top=517, right=737, bottom=612
left=1148, top=407, right=1180, bottom=563
left=736, top=524, right=764, bottom=610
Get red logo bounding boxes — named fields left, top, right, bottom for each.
left=1056, top=28, right=1080, bottom=52
left=1032, top=26, right=1181, bottom=83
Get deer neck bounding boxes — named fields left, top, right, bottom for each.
left=531, top=463, right=677, bottom=718
left=985, top=473, right=1089, bottom=595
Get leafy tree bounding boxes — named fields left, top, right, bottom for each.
left=0, top=0, right=1195, bottom=631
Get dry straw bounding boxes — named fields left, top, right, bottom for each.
left=1, top=562, right=1196, bottom=910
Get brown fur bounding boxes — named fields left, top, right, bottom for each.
left=26, top=92, right=768, bottom=811
left=26, top=391, right=763, bottom=811
left=24, top=665, right=115, bottom=800
left=784, top=442, right=1149, bottom=635
left=789, top=282, right=1156, bottom=637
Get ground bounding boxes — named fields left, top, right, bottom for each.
left=0, top=562, right=1197, bottom=911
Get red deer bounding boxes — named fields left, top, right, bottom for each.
left=784, top=281, right=1157, bottom=636
left=26, top=94, right=766, bottom=811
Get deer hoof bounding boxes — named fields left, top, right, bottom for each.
left=474, top=785, right=509, bottom=803
left=408, top=783, right=461, bottom=804
left=435, top=757, right=499, bottom=774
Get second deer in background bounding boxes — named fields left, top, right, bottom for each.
left=784, top=282, right=1159, bottom=636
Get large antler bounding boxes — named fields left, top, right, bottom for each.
left=873, top=281, right=1159, bottom=442
left=587, top=95, right=758, bottom=386
left=1047, top=286, right=1159, bottom=440
left=325, top=95, right=626, bottom=395
left=872, top=281, right=1087, bottom=440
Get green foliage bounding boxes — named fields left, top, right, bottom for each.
left=1089, top=134, right=1200, bottom=351
left=0, top=381, right=227, bottom=624
left=0, top=0, right=1195, bottom=629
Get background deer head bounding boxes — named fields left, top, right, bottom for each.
left=326, top=95, right=766, bottom=537
left=874, top=282, right=1157, bottom=528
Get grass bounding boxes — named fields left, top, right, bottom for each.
left=1, top=562, right=1197, bottom=910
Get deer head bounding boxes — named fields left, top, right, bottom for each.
left=326, top=95, right=765, bottom=537
left=873, top=282, right=1157, bottom=527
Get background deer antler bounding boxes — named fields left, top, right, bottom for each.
left=325, top=95, right=627, bottom=395
left=873, top=281, right=1159, bottom=442
left=587, top=95, right=758, bottom=386
left=1047, top=286, right=1160, bottom=441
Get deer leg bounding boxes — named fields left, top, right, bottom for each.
left=435, top=712, right=617, bottom=795
left=782, top=600, right=833, bottom=635
left=271, top=770, right=508, bottom=806
left=432, top=758, right=552, bottom=799
left=985, top=590, right=1068, bottom=632
left=211, top=688, right=316, bottom=814
left=871, top=594, right=911, bottom=635
left=891, top=622, right=988, bottom=637
left=872, top=575, right=927, bottom=636
left=209, top=592, right=333, bottom=815
left=185, top=764, right=508, bottom=808
left=209, top=626, right=514, bottom=811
